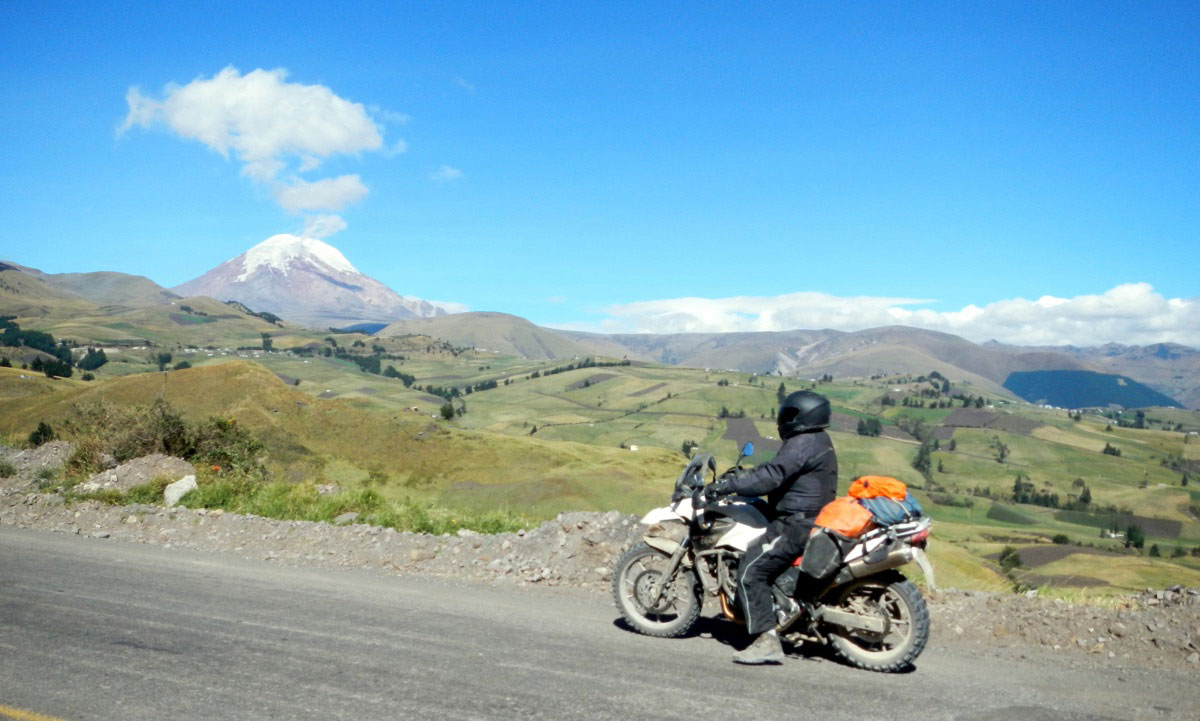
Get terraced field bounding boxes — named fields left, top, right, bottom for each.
left=4, top=342, right=1198, bottom=594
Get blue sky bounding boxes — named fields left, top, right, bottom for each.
left=1, top=2, right=1197, bottom=345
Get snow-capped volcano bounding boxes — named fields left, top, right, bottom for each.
left=173, top=234, right=448, bottom=327
left=235, top=234, right=359, bottom=281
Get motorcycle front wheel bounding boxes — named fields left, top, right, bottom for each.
left=826, top=571, right=929, bottom=672
left=611, top=542, right=701, bottom=638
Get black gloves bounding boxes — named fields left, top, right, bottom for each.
left=706, top=479, right=735, bottom=500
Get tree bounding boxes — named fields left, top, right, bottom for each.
left=77, top=347, right=108, bottom=371
left=261, top=333, right=273, bottom=352
left=776, top=382, right=787, bottom=404
left=681, top=440, right=698, bottom=457
left=912, top=442, right=933, bottom=478
left=156, top=352, right=173, bottom=371
left=1079, top=485, right=1092, bottom=505
left=439, top=403, right=455, bottom=420
left=1125, top=524, right=1145, bottom=549
left=1148, top=544, right=1161, bottom=557
left=1102, top=442, right=1122, bottom=457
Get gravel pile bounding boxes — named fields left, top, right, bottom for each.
left=931, top=589, right=1200, bottom=668
left=3, top=448, right=1199, bottom=670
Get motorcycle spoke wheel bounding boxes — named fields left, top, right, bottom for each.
left=612, top=543, right=701, bottom=638
left=826, top=574, right=929, bottom=673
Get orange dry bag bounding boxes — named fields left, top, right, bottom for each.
left=848, top=475, right=908, bottom=501
left=813, top=496, right=875, bottom=538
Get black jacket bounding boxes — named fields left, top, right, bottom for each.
left=720, top=430, right=838, bottom=515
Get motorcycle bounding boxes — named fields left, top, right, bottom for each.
left=611, top=444, right=934, bottom=672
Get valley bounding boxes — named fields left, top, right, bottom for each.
left=3, top=254, right=1199, bottom=596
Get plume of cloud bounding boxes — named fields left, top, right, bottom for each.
left=275, top=176, right=368, bottom=213
left=121, top=66, right=391, bottom=235
left=302, top=214, right=349, bottom=239
left=430, top=165, right=463, bottom=182
left=583, top=284, right=1199, bottom=347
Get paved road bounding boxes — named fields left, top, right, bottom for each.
left=1, top=527, right=1193, bottom=721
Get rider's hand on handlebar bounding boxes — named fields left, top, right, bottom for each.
left=703, top=481, right=733, bottom=504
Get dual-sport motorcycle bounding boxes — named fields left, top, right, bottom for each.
left=611, top=444, right=934, bottom=672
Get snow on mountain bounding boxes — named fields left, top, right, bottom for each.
left=172, top=234, right=450, bottom=328
left=235, top=234, right=359, bottom=281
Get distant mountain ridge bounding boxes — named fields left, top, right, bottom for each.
left=173, top=234, right=447, bottom=329
left=4, top=251, right=1196, bottom=408
left=393, top=315, right=1198, bottom=408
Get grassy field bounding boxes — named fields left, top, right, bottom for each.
left=3, top=342, right=1198, bottom=595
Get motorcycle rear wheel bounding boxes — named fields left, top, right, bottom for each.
left=612, top=542, right=701, bottom=638
left=826, top=572, right=929, bottom=672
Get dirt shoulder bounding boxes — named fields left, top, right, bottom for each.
left=3, top=482, right=1198, bottom=672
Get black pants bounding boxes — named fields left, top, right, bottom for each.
left=737, top=512, right=815, bottom=635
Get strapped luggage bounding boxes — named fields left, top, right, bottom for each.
left=813, top=496, right=875, bottom=538
left=802, top=496, right=875, bottom=579
left=849, top=475, right=923, bottom=526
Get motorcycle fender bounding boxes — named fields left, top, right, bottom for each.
left=644, top=536, right=680, bottom=556
left=640, top=498, right=694, bottom=525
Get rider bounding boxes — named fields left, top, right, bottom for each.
left=705, top=389, right=838, bottom=664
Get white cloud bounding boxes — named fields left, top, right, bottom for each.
left=570, top=283, right=1200, bottom=347
left=424, top=299, right=470, bottom=314
left=121, top=66, right=386, bottom=216
left=302, top=214, right=348, bottom=239
left=274, top=175, right=368, bottom=213
left=430, top=165, right=463, bottom=182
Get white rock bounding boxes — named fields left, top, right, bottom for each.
left=163, top=475, right=198, bottom=507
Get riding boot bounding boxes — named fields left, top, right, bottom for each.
left=732, top=630, right=784, bottom=665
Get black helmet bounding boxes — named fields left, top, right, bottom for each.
left=777, top=389, right=830, bottom=438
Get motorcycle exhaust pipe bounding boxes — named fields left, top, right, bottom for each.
left=834, top=545, right=913, bottom=585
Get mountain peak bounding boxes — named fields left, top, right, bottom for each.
left=173, top=234, right=451, bottom=327
left=237, top=233, right=358, bottom=281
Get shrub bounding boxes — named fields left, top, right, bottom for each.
left=28, top=421, right=56, bottom=448
left=34, top=466, right=60, bottom=489
left=62, top=399, right=264, bottom=479
left=0, top=459, right=16, bottom=477
left=998, top=546, right=1023, bottom=570
left=1051, top=534, right=1070, bottom=544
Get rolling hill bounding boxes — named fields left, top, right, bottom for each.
left=0, top=361, right=682, bottom=516
left=378, top=312, right=603, bottom=360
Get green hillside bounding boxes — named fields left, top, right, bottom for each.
left=3, top=320, right=1199, bottom=593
